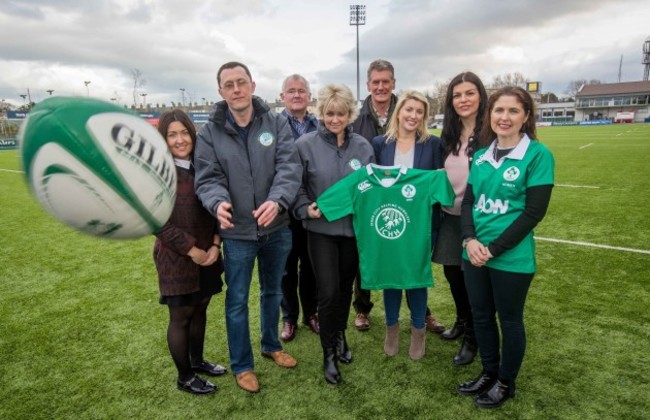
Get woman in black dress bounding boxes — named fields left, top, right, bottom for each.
left=153, top=109, right=226, bottom=394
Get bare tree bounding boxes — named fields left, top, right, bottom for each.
left=490, top=72, right=528, bottom=90
left=540, top=92, right=559, bottom=103
left=424, top=80, right=450, bottom=116
left=129, top=68, right=146, bottom=108
left=565, top=79, right=602, bottom=99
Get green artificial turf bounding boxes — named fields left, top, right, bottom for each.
left=1, top=124, right=649, bottom=419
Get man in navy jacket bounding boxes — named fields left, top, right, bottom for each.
left=278, top=74, right=319, bottom=342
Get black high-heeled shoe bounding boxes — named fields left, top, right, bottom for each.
left=440, top=319, right=465, bottom=340
left=453, top=328, right=477, bottom=365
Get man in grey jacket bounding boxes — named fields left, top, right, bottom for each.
left=194, top=61, right=302, bottom=394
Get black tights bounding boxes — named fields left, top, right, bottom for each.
left=444, top=264, right=473, bottom=328
left=167, top=297, right=211, bottom=381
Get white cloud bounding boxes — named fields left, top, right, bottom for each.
left=1, top=0, right=649, bottom=107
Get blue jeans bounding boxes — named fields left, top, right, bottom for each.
left=383, top=288, right=428, bottom=329
left=223, top=227, right=292, bottom=374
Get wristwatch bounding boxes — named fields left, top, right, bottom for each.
left=462, top=237, right=476, bottom=249
left=275, top=201, right=285, bottom=215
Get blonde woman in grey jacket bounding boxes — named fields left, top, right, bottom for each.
left=293, top=84, right=374, bottom=385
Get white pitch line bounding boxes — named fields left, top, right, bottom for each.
left=0, top=168, right=23, bottom=174
left=556, top=184, right=600, bottom=189
left=579, top=143, right=594, bottom=149
left=536, top=236, right=650, bottom=255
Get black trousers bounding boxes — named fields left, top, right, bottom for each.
left=308, top=232, right=358, bottom=348
left=281, top=219, right=317, bottom=324
left=352, top=271, right=374, bottom=314
left=444, top=264, right=473, bottom=327
left=463, top=260, right=533, bottom=381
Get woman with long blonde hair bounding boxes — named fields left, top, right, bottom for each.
left=371, top=90, right=443, bottom=360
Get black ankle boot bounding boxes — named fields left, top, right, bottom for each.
left=335, top=331, right=353, bottom=364
left=457, top=370, right=497, bottom=396
left=453, top=328, right=477, bottom=365
left=475, top=379, right=516, bottom=409
left=323, top=346, right=341, bottom=384
left=440, top=319, right=465, bottom=340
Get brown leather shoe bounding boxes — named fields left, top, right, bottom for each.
left=235, top=371, right=259, bottom=393
left=280, top=321, right=296, bottom=342
left=354, top=313, right=370, bottom=331
left=261, top=350, right=297, bottom=368
left=304, top=314, right=320, bottom=334
left=425, top=315, right=445, bottom=334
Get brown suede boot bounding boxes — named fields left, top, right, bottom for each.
left=409, top=326, right=426, bottom=360
left=384, top=323, right=400, bottom=356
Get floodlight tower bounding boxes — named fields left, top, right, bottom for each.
left=350, top=5, right=366, bottom=102
left=643, top=36, right=650, bottom=82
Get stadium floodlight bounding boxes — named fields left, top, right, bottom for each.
left=180, top=88, right=186, bottom=107
left=84, top=81, right=91, bottom=96
left=350, top=5, right=366, bottom=103
left=46, top=90, right=54, bottom=96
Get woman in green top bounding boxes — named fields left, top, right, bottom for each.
left=457, top=86, right=555, bottom=409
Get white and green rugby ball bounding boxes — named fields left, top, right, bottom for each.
left=19, top=97, right=177, bottom=239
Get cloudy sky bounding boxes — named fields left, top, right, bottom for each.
left=1, top=0, right=648, bottom=108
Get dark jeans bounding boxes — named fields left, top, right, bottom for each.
left=308, top=232, right=358, bottom=348
left=223, top=228, right=292, bottom=374
left=463, top=260, right=533, bottom=381
left=281, top=219, right=317, bottom=324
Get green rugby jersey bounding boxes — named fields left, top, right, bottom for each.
left=463, top=135, right=555, bottom=273
left=317, top=164, right=454, bottom=290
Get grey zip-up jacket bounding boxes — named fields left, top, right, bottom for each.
left=293, top=124, right=374, bottom=237
left=194, top=96, right=302, bottom=240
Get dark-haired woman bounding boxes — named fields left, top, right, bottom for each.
left=457, top=87, right=554, bottom=408
left=432, top=71, right=488, bottom=366
left=153, top=109, right=227, bottom=394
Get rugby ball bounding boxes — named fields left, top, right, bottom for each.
left=19, top=97, right=177, bottom=239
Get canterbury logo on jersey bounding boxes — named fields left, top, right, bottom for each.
left=357, top=180, right=372, bottom=192
left=474, top=194, right=509, bottom=214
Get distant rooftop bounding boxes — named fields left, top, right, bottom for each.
left=577, top=81, right=650, bottom=96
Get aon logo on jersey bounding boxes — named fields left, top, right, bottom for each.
left=475, top=194, right=509, bottom=214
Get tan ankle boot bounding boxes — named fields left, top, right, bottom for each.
left=384, top=323, right=400, bottom=356
left=409, top=326, right=426, bottom=360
